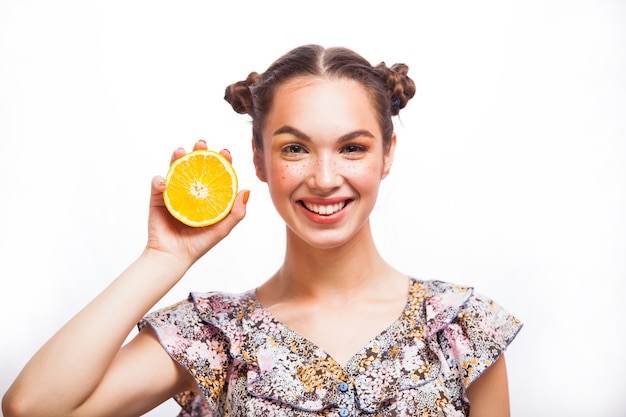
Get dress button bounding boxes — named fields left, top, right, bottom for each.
left=339, top=407, right=350, bottom=417
left=338, top=382, right=349, bottom=392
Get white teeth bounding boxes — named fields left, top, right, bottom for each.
left=303, top=201, right=346, bottom=215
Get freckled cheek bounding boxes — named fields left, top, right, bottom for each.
left=268, top=161, right=307, bottom=187
left=349, top=163, right=384, bottom=192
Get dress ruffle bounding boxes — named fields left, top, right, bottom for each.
left=139, top=278, right=522, bottom=416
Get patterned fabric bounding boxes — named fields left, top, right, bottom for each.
left=139, top=279, right=522, bottom=416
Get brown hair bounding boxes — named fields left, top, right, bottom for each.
left=224, top=44, right=416, bottom=152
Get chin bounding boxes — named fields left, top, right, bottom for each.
left=287, top=224, right=365, bottom=251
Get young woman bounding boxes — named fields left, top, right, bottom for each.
left=3, top=44, right=521, bottom=417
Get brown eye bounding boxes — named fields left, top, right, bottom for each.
left=341, top=144, right=367, bottom=154
left=282, top=144, right=308, bottom=154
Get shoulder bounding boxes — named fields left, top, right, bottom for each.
left=138, top=289, right=258, bottom=413
left=407, top=278, right=474, bottom=336
left=409, top=278, right=521, bottom=338
left=139, top=289, right=258, bottom=359
left=140, top=288, right=255, bottom=329
left=190, top=288, right=257, bottom=322
left=410, top=278, right=522, bottom=388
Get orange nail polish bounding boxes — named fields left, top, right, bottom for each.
left=243, top=190, right=250, bottom=204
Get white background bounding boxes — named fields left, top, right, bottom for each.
left=1, top=1, right=625, bottom=416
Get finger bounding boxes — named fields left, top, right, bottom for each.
left=171, top=141, right=209, bottom=164
left=152, top=175, right=166, bottom=190
left=150, top=175, right=167, bottom=206
left=193, top=140, right=208, bottom=151
left=229, top=190, right=250, bottom=221
left=219, top=148, right=233, bottom=164
left=214, top=190, right=249, bottom=232
left=170, top=147, right=186, bottom=164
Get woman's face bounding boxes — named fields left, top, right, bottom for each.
left=254, top=76, right=395, bottom=250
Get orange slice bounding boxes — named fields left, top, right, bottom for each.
left=163, top=150, right=238, bottom=227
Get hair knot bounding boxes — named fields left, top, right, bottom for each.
left=375, top=62, right=416, bottom=115
left=224, top=72, right=259, bottom=115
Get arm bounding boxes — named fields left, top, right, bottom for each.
left=2, top=143, right=249, bottom=417
left=466, top=355, right=510, bottom=417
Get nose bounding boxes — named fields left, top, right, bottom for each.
left=307, top=155, right=342, bottom=192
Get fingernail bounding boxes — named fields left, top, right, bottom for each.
left=198, top=139, right=206, bottom=144
left=222, top=148, right=231, bottom=154
left=243, top=190, right=250, bottom=204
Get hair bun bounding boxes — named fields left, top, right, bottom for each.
left=375, top=62, right=416, bottom=115
left=224, top=71, right=260, bottom=115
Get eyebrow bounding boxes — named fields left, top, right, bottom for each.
left=272, top=125, right=376, bottom=143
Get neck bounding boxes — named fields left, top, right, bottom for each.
left=265, top=221, right=398, bottom=302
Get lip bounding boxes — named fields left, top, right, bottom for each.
left=296, top=197, right=353, bottom=224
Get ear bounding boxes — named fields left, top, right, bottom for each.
left=252, top=138, right=267, bottom=182
left=381, top=133, right=396, bottom=179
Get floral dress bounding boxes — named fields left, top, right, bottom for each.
left=139, top=279, right=522, bottom=416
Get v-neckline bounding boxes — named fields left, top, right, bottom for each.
left=251, top=277, right=415, bottom=370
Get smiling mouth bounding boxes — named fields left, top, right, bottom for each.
left=300, top=200, right=348, bottom=216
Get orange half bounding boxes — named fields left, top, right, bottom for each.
left=164, top=150, right=238, bottom=227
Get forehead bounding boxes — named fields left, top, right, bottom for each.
left=273, top=76, right=369, bottom=104
left=264, top=76, right=380, bottom=137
